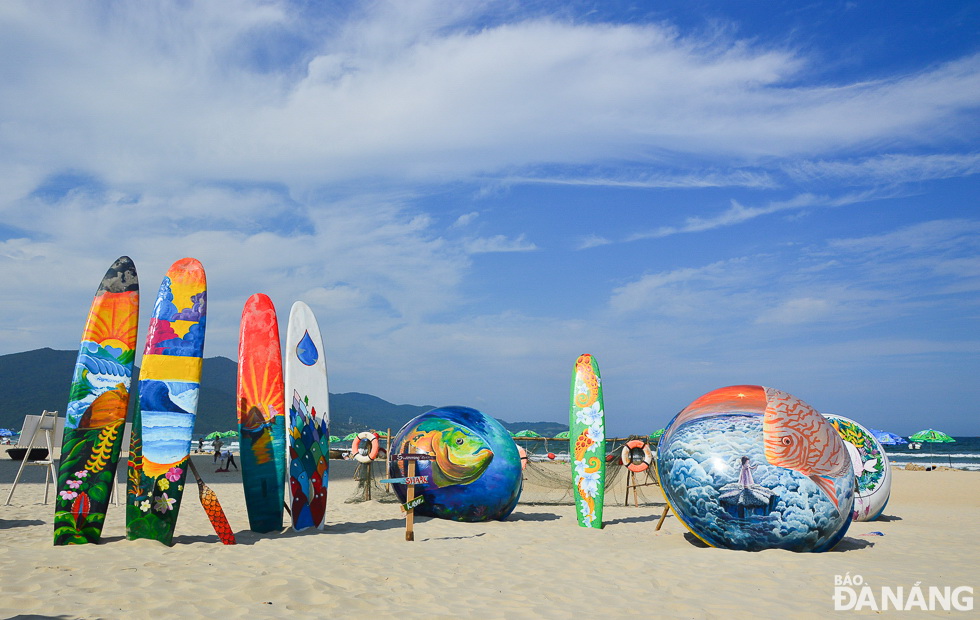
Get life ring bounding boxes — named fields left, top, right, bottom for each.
left=517, top=445, right=528, bottom=470
left=620, top=439, right=653, bottom=473
left=351, top=432, right=380, bottom=463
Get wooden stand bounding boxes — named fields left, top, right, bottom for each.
left=404, top=460, right=416, bottom=541
left=623, top=467, right=658, bottom=507
left=4, top=410, right=59, bottom=505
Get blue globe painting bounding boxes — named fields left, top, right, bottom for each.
left=657, top=385, right=854, bottom=552
left=389, top=406, right=523, bottom=522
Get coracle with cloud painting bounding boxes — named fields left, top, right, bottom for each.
left=657, top=385, right=854, bottom=552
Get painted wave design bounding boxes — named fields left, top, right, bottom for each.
left=66, top=344, right=133, bottom=428
left=142, top=411, right=195, bottom=465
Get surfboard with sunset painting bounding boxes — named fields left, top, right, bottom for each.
left=126, top=258, right=207, bottom=546
left=54, top=257, right=139, bottom=545
left=238, top=293, right=286, bottom=533
left=570, top=353, right=605, bottom=528
left=284, top=301, right=330, bottom=531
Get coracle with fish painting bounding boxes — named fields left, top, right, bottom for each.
left=824, top=413, right=891, bottom=522
left=656, top=385, right=854, bottom=552
left=389, top=406, right=522, bottom=522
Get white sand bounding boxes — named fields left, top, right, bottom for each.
left=1, top=457, right=977, bottom=618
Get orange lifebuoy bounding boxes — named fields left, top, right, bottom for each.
left=620, top=439, right=653, bottom=473
left=517, top=445, right=528, bottom=470
left=352, top=432, right=380, bottom=463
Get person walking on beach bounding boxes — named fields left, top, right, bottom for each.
left=212, top=436, right=223, bottom=462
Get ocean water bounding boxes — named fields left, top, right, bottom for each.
left=882, top=437, right=980, bottom=471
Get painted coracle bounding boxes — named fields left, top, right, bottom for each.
left=824, top=413, right=891, bottom=522
left=657, top=385, right=854, bottom=552
left=389, top=406, right=523, bottom=522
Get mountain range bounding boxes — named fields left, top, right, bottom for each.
left=0, top=348, right=567, bottom=438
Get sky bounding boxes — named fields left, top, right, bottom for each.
left=1, top=0, right=978, bottom=436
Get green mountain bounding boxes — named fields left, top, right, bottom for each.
left=0, top=348, right=567, bottom=438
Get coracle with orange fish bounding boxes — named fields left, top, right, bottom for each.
left=656, top=385, right=855, bottom=552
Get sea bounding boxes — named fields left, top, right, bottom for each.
left=882, top=437, right=980, bottom=471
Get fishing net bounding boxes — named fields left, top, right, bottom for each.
left=519, top=437, right=665, bottom=507
left=344, top=459, right=400, bottom=504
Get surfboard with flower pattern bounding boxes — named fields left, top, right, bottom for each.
left=126, top=258, right=207, bottom=546
left=569, top=354, right=605, bottom=528
left=54, top=256, right=139, bottom=545
left=284, top=301, right=330, bottom=531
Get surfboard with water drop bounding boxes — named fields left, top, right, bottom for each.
left=569, top=353, right=605, bottom=528
left=126, top=257, right=207, bottom=546
left=54, top=256, right=139, bottom=545
left=284, top=301, right=330, bottom=531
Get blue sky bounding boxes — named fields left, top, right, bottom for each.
left=1, top=1, right=978, bottom=436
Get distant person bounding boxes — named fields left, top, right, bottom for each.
left=212, top=437, right=223, bottom=462
left=217, top=449, right=237, bottom=472
left=198, top=438, right=204, bottom=453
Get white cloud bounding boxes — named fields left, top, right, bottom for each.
left=463, top=234, right=538, bottom=254
left=785, top=153, right=980, bottom=186
left=451, top=211, right=480, bottom=228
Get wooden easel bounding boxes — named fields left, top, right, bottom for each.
left=624, top=466, right=659, bottom=507
left=4, top=410, right=60, bottom=505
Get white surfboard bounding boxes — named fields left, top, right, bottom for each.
left=283, top=301, right=330, bottom=531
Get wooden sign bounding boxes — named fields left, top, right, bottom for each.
left=403, top=496, right=425, bottom=511
left=392, top=453, right=435, bottom=461
left=381, top=475, right=429, bottom=485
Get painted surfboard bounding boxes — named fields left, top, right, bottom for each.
left=284, top=301, right=330, bottom=531
left=238, top=293, right=286, bottom=533
left=569, top=353, right=605, bottom=528
left=126, top=258, right=207, bottom=546
left=54, top=256, right=139, bottom=545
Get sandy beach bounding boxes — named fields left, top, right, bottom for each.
left=1, top=457, right=977, bottom=619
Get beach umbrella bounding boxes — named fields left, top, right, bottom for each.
left=0, top=428, right=13, bottom=437
left=219, top=430, right=238, bottom=438
left=870, top=429, right=904, bottom=445
left=204, top=431, right=221, bottom=440
left=649, top=429, right=665, bottom=441
left=329, top=435, right=341, bottom=443
left=553, top=431, right=570, bottom=439
left=343, top=432, right=358, bottom=441
left=513, top=430, right=541, bottom=438
left=908, top=429, right=955, bottom=443
left=375, top=430, right=389, bottom=438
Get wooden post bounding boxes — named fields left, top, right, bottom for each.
left=405, top=459, right=416, bottom=541
left=655, top=505, right=670, bottom=531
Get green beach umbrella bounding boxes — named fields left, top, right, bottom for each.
left=908, top=429, right=955, bottom=443
left=343, top=432, right=358, bottom=441
left=375, top=430, right=389, bottom=437
left=514, top=430, right=540, bottom=438
left=329, top=435, right=341, bottom=443
left=553, top=431, right=570, bottom=439
left=219, top=430, right=238, bottom=438
left=204, top=431, right=221, bottom=440
left=649, top=429, right=665, bottom=440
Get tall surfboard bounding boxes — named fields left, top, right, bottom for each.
left=238, top=293, right=286, bottom=533
left=126, top=258, right=207, bottom=546
left=284, top=301, right=330, bottom=531
left=570, top=353, right=605, bottom=528
left=54, top=257, right=139, bottom=545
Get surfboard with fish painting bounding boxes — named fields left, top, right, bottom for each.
left=126, top=257, right=207, bottom=546
left=238, top=293, right=286, bottom=533
left=284, top=301, right=330, bottom=531
left=54, top=256, right=139, bottom=545
left=570, top=353, right=605, bottom=528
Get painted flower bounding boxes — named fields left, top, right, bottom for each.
left=585, top=423, right=604, bottom=446
left=66, top=479, right=82, bottom=489
left=157, top=478, right=170, bottom=491
left=153, top=493, right=176, bottom=513
left=74, top=470, right=89, bottom=478
left=577, top=470, right=602, bottom=498
left=139, top=499, right=151, bottom=513
left=165, top=467, right=183, bottom=482
left=579, top=501, right=596, bottom=524
left=59, top=490, right=78, bottom=501
left=575, top=402, right=603, bottom=427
